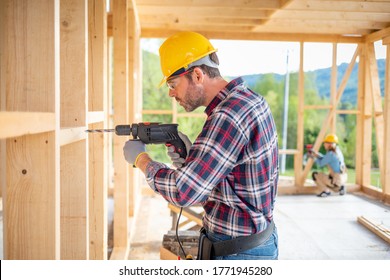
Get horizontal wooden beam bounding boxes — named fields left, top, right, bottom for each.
left=88, top=111, right=104, bottom=124
left=279, top=149, right=299, bottom=155
left=0, top=112, right=56, bottom=139
left=137, top=0, right=280, bottom=9
left=60, top=127, right=87, bottom=146
left=336, top=109, right=360, bottom=115
left=137, top=7, right=270, bottom=19
left=286, top=1, right=390, bottom=13
left=304, top=105, right=332, bottom=110
left=365, top=26, right=390, bottom=43
left=140, top=29, right=364, bottom=43
left=139, top=14, right=263, bottom=26
left=272, top=10, right=390, bottom=23
left=260, top=18, right=388, bottom=30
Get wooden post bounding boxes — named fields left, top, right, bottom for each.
left=294, top=42, right=304, bottom=187
left=0, top=0, right=60, bottom=259
left=111, top=0, right=130, bottom=260
left=383, top=37, right=390, bottom=202
left=88, top=0, right=108, bottom=259
left=360, top=44, right=373, bottom=187
left=128, top=0, right=141, bottom=217
left=355, top=44, right=364, bottom=186
left=330, top=43, right=337, bottom=133
left=60, top=0, right=89, bottom=259
left=367, top=43, right=385, bottom=189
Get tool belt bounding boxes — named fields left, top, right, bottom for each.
left=197, top=220, right=275, bottom=260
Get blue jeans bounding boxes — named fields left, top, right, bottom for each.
left=206, top=226, right=278, bottom=260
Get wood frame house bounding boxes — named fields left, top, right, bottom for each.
left=1, top=0, right=390, bottom=260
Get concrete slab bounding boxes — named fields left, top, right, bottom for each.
left=128, top=192, right=390, bottom=260
left=275, top=194, right=390, bottom=259
left=1, top=192, right=389, bottom=260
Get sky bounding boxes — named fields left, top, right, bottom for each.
left=141, top=38, right=387, bottom=77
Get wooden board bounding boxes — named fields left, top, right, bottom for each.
left=357, top=216, right=390, bottom=244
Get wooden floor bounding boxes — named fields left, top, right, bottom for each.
left=128, top=191, right=390, bottom=260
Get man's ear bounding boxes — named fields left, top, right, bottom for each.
left=193, top=67, right=204, bottom=84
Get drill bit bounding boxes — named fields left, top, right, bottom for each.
left=85, top=129, right=115, bottom=133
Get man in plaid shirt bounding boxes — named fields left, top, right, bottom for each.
left=124, top=31, right=279, bottom=260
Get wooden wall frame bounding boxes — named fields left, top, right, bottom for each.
left=0, top=0, right=389, bottom=260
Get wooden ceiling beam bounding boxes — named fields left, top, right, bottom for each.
left=137, top=7, right=270, bottom=19
left=286, top=0, right=390, bottom=13
left=139, top=20, right=371, bottom=36
left=140, top=28, right=364, bottom=43
left=139, top=14, right=263, bottom=26
left=257, top=18, right=389, bottom=30
left=253, top=25, right=371, bottom=35
left=272, top=10, right=390, bottom=22
left=140, top=23, right=255, bottom=33
left=136, top=0, right=280, bottom=9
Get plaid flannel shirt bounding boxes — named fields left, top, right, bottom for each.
left=146, top=77, right=279, bottom=236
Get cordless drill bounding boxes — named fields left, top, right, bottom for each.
left=86, top=122, right=187, bottom=159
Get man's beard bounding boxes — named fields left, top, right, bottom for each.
left=180, top=80, right=205, bottom=112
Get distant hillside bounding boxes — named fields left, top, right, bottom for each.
left=239, top=59, right=385, bottom=105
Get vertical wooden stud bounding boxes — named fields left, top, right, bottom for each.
left=60, top=0, right=89, bottom=259
left=127, top=0, right=141, bottom=217
left=382, top=38, right=390, bottom=201
left=111, top=0, right=130, bottom=259
left=1, top=0, right=60, bottom=259
left=295, top=42, right=304, bottom=187
left=367, top=43, right=385, bottom=188
left=0, top=0, right=5, bottom=198
left=355, top=44, right=365, bottom=186
left=361, top=44, right=373, bottom=187
left=88, top=0, right=108, bottom=259
left=330, top=43, right=337, bottom=133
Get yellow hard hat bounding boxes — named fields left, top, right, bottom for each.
left=324, top=133, right=338, bottom=144
left=158, top=31, right=218, bottom=87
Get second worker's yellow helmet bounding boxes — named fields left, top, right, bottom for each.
left=324, top=133, right=339, bottom=144
left=158, top=31, right=218, bottom=87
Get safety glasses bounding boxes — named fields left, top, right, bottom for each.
left=166, top=69, right=194, bottom=90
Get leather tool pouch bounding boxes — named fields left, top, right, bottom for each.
left=197, top=228, right=213, bottom=260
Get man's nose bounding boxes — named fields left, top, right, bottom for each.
left=168, top=89, right=176, bottom=98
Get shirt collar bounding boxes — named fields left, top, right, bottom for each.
left=204, top=77, right=244, bottom=116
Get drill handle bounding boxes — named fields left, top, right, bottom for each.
left=167, top=138, right=187, bottom=160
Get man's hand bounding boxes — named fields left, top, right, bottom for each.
left=123, top=140, right=147, bottom=167
left=167, top=131, right=192, bottom=168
